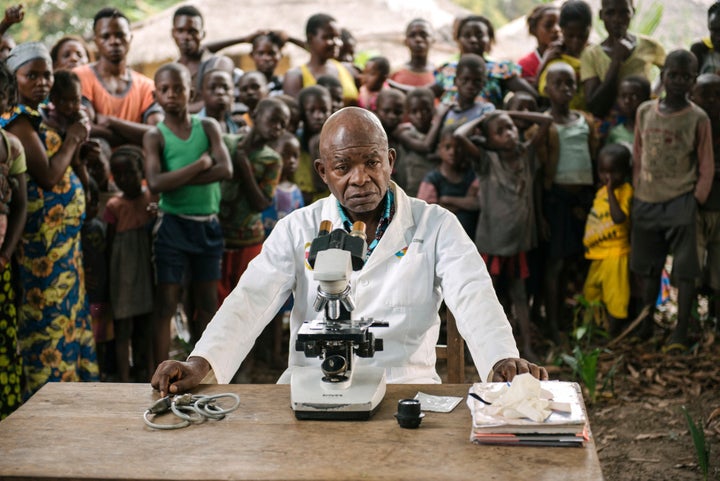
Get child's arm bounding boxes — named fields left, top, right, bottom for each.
left=606, top=182, right=627, bottom=225
left=186, top=118, right=234, bottom=185
left=453, top=115, right=487, bottom=160
left=509, top=111, right=552, bottom=149
left=694, top=115, right=715, bottom=205
left=394, top=103, right=450, bottom=154
left=7, top=116, right=88, bottom=191
left=583, top=40, right=634, bottom=118
left=282, top=69, right=303, bottom=98
left=231, top=134, right=277, bottom=212
left=143, top=128, right=213, bottom=194
left=502, top=76, right=539, bottom=99
left=440, top=181, right=479, bottom=212
left=94, top=114, right=158, bottom=146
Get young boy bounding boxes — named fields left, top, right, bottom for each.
left=442, top=54, right=495, bottom=128
left=143, top=62, right=233, bottom=365
left=238, top=71, right=269, bottom=127
left=690, top=73, right=720, bottom=327
left=605, top=75, right=650, bottom=149
left=390, top=19, right=435, bottom=87
left=632, top=50, right=714, bottom=350
left=198, top=68, right=239, bottom=134
left=218, top=98, right=290, bottom=304
left=583, top=144, right=633, bottom=336
left=374, top=89, right=408, bottom=188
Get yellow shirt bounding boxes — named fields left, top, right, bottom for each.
left=300, top=59, right=358, bottom=105
left=538, top=55, right=586, bottom=111
left=580, top=34, right=665, bottom=84
left=583, top=182, right=633, bottom=259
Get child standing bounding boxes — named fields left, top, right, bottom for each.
left=295, top=85, right=332, bottom=205
left=264, top=132, right=304, bottom=236
left=691, top=73, right=720, bottom=326
left=105, top=146, right=157, bottom=382
left=631, top=50, right=714, bottom=350
left=358, top=56, right=391, bottom=112
left=542, top=61, right=598, bottom=343
left=374, top=89, right=408, bottom=188
left=537, top=0, right=593, bottom=111
left=390, top=19, right=435, bottom=88
left=198, top=69, right=239, bottom=134
left=394, top=87, right=444, bottom=196
left=238, top=71, right=269, bottom=128
left=605, top=75, right=650, bottom=149
left=517, top=5, right=560, bottom=85
left=580, top=0, right=665, bottom=120
left=144, top=62, right=232, bottom=364
left=455, top=110, right=552, bottom=361
left=582, top=144, right=633, bottom=336
left=417, top=125, right=479, bottom=239
left=443, top=54, right=495, bottom=129
left=218, top=98, right=289, bottom=303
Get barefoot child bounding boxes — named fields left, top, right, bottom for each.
left=631, top=50, right=714, bottom=349
left=456, top=109, right=551, bottom=360
left=582, top=144, right=633, bottom=336
left=143, top=62, right=232, bottom=364
left=105, top=146, right=157, bottom=382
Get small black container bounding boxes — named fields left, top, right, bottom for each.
left=394, top=399, right=425, bottom=429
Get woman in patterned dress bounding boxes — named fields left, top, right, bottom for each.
left=1, top=42, right=98, bottom=400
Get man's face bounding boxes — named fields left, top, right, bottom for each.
left=315, top=112, right=395, bottom=220
left=94, top=16, right=132, bottom=64
left=172, top=15, right=204, bottom=57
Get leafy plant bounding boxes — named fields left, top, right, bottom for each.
left=681, top=406, right=709, bottom=481
left=561, top=345, right=602, bottom=403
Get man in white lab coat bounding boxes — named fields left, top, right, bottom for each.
left=152, top=107, right=547, bottom=396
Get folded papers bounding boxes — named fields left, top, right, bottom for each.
left=467, top=373, right=589, bottom=447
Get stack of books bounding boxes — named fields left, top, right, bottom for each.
left=467, top=380, right=589, bottom=447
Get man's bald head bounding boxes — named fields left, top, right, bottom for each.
left=319, top=107, right=388, bottom=157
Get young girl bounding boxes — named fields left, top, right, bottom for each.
left=1, top=42, right=98, bottom=398
left=537, top=0, right=593, bottom=111
left=580, top=0, right=665, bottom=119
left=295, top=85, right=332, bottom=205
left=542, top=62, right=598, bottom=343
left=50, top=35, right=91, bottom=72
left=517, top=5, right=560, bottom=85
left=434, top=15, right=537, bottom=109
left=0, top=61, right=26, bottom=419
left=358, top=56, right=390, bottom=112
left=250, top=32, right=284, bottom=95
left=104, top=146, right=157, bottom=382
left=417, top=125, right=479, bottom=239
left=455, top=110, right=552, bottom=361
left=390, top=19, right=436, bottom=87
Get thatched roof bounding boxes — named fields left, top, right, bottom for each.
left=127, top=0, right=472, bottom=73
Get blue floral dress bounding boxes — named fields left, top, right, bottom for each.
left=0, top=105, right=98, bottom=400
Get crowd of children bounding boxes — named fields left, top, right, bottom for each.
left=0, top=0, right=719, bottom=419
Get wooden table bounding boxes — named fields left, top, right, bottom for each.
left=0, top=382, right=604, bottom=480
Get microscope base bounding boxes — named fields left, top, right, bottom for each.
left=290, top=366, right=386, bottom=420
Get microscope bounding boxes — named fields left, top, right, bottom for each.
left=290, top=220, right=387, bottom=420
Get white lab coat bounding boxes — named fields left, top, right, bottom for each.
left=191, top=183, right=519, bottom=384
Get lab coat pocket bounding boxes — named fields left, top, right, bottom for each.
left=389, top=252, right=432, bottom=308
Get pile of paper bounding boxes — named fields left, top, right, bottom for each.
left=467, top=373, right=589, bottom=447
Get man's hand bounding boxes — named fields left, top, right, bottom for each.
left=151, top=357, right=210, bottom=397
left=491, top=358, right=548, bottom=382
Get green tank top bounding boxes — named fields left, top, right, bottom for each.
left=157, top=116, right=220, bottom=215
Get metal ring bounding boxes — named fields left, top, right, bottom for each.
left=143, top=410, right=191, bottom=430
left=171, top=402, right=205, bottom=422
